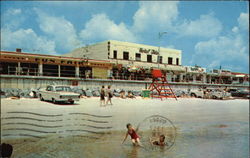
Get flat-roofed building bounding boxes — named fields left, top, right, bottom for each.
left=0, top=50, right=113, bottom=80
left=64, top=40, right=184, bottom=72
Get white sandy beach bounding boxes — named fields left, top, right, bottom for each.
left=1, top=97, right=249, bottom=128
left=1, top=97, right=249, bottom=158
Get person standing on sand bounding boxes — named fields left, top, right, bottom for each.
left=106, top=85, right=113, bottom=105
left=100, top=85, right=106, bottom=106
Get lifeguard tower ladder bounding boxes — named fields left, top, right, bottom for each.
left=149, top=69, right=177, bottom=100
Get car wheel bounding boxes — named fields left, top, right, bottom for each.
left=52, top=98, right=57, bottom=104
left=191, top=93, right=196, bottom=97
left=40, top=95, right=44, bottom=101
left=69, top=101, right=74, bottom=104
left=212, top=96, right=217, bottom=99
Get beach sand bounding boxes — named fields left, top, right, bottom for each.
left=1, top=97, right=249, bottom=158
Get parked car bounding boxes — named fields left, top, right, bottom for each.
left=231, top=89, right=250, bottom=99
left=131, top=90, right=142, bottom=96
left=39, top=85, right=80, bottom=104
left=70, top=86, right=86, bottom=97
left=189, top=89, right=204, bottom=98
left=209, top=89, right=223, bottom=99
left=207, top=89, right=231, bottom=99
left=173, top=89, right=189, bottom=97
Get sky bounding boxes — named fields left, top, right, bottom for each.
left=1, top=1, right=249, bottom=73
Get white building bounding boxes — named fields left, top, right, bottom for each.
left=64, top=40, right=185, bottom=72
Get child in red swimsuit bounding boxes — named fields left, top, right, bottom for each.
left=122, top=123, right=143, bottom=146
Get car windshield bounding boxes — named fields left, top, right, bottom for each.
left=239, top=89, right=249, bottom=92
left=55, top=86, right=72, bottom=92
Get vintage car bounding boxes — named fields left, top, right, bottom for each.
left=208, top=89, right=228, bottom=99
left=190, top=88, right=231, bottom=99
left=189, top=88, right=204, bottom=98
left=205, top=88, right=231, bottom=99
left=39, top=85, right=80, bottom=104
left=231, top=89, right=250, bottom=99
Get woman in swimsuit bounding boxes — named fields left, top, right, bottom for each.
left=122, top=123, right=143, bottom=146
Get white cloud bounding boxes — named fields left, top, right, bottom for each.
left=165, top=45, right=176, bottom=49
left=79, top=13, right=137, bottom=42
left=193, top=35, right=248, bottom=72
left=237, top=12, right=249, bottom=30
left=6, top=8, right=22, bottom=15
left=195, top=35, right=248, bottom=60
left=176, top=13, right=223, bottom=38
left=132, top=1, right=179, bottom=32
left=232, top=26, right=239, bottom=33
left=34, top=8, right=81, bottom=51
left=132, top=2, right=222, bottom=39
left=191, top=12, right=249, bottom=72
left=1, top=28, right=56, bottom=54
left=2, top=8, right=25, bottom=30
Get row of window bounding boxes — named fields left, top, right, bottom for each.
left=112, top=50, right=179, bottom=65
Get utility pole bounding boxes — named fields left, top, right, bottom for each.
left=158, top=32, right=167, bottom=68
left=158, top=32, right=167, bottom=53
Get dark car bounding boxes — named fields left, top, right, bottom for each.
left=231, top=89, right=250, bottom=98
left=227, top=88, right=238, bottom=93
left=131, top=90, right=142, bottom=96
left=70, top=86, right=86, bottom=97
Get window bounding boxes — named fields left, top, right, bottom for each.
left=168, top=57, right=173, bottom=65
left=113, top=50, right=117, bottom=59
left=123, top=51, right=129, bottom=60
left=55, top=86, right=71, bottom=92
left=46, top=86, right=52, bottom=91
left=176, top=58, right=179, bottom=65
left=158, top=56, right=163, bottom=64
left=135, top=53, right=141, bottom=61
left=147, top=55, right=152, bottom=62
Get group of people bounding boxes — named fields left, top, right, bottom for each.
left=110, top=68, right=152, bottom=81
left=100, top=85, right=113, bottom=106
left=122, top=123, right=167, bottom=147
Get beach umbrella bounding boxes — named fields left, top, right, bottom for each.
left=128, top=66, right=139, bottom=72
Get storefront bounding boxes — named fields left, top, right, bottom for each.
left=0, top=51, right=112, bottom=79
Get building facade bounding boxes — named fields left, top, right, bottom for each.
left=64, top=40, right=183, bottom=69
left=1, top=41, right=249, bottom=86
left=0, top=50, right=113, bottom=80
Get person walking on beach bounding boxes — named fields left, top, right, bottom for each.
left=122, top=123, right=143, bottom=147
left=106, top=85, right=113, bottom=105
left=100, top=85, right=106, bottom=106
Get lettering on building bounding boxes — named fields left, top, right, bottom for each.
left=139, top=48, right=159, bottom=55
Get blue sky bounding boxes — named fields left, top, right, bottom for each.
left=1, top=1, right=249, bottom=73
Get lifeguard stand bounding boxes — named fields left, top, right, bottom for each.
left=149, top=69, right=177, bottom=100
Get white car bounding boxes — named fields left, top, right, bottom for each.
left=39, top=85, right=80, bottom=104
left=208, top=89, right=231, bottom=99
left=189, top=89, right=204, bottom=98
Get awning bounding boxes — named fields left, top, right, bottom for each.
left=128, top=66, right=140, bottom=72
left=235, top=75, right=246, bottom=77
left=160, top=65, right=186, bottom=72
